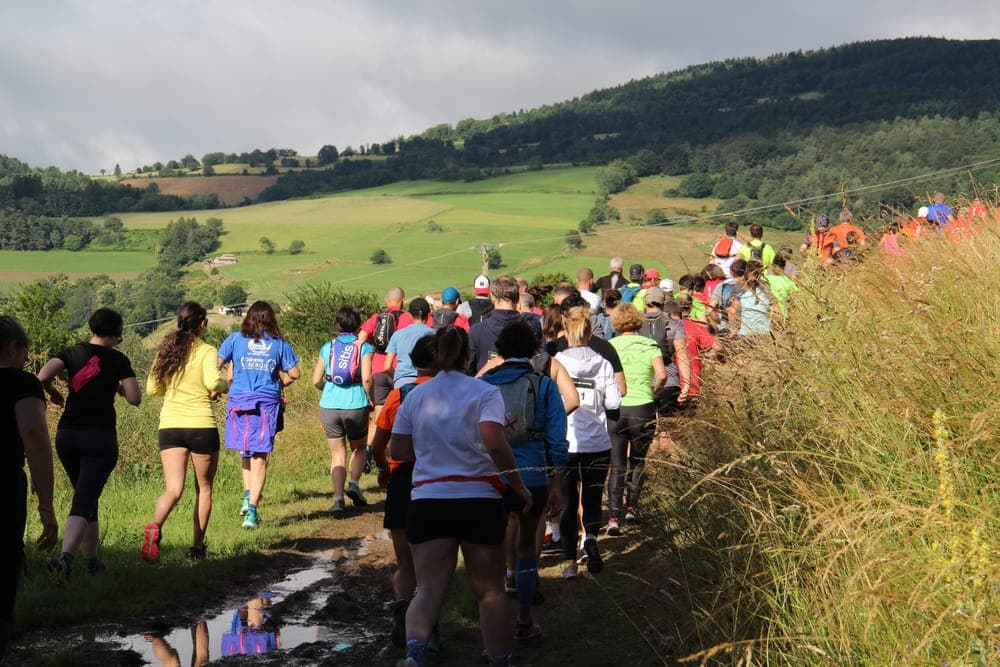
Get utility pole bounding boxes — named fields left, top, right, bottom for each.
left=481, top=243, right=490, bottom=275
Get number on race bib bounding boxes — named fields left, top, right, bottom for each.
left=572, top=377, right=598, bottom=411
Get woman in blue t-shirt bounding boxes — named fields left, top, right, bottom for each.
left=310, top=306, right=374, bottom=514
left=218, top=301, right=300, bottom=529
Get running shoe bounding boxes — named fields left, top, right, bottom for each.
left=346, top=483, right=368, bottom=507
left=560, top=560, right=578, bottom=579
left=242, top=508, right=259, bottom=529
left=514, top=618, right=542, bottom=641
left=625, top=507, right=637, bottom=523
left=47, top=556, right=70, bottom=586
left=330, top=499, right=346, bottom=516
left=141, top=523, right=161, bottom=564
left=187, top=544, right=207, bottom=560
left=390, top=598, right=409, bottom=648
left=504, top=572, right=517, bottom=595
left=606, top=518, right=621, bottom=536
left=240, top=494, right=250, bottom=517
left=583, top=537, right=604, bottom=574
left=541, top=537, right=563, bottom=555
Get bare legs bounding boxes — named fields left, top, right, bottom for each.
left=153, top=447, right=218, bottom=549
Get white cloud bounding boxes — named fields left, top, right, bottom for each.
left=1, top=0, right=997, bottom=172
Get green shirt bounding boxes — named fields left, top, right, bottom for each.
left=765, top=272, right=797, bottom=315
left=738, top=239, right=776, bottom=268
left=609, top=334, right=662, bottom=407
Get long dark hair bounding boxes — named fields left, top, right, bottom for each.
left=0, top=315, right=29, bottom=355
left=435, top=325, right=469, bottom=372
left=240, top=301, right=283, bottom=340
left=152, top=302, right=207, bottom=384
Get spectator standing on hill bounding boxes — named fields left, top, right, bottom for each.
left=577, top=268, right=601, bottom=313
left=595, top=257, right=626, bottom=295
left=143, top=302, right=227, bottom=564
left=384, top=298, right=435, bottom=389
left=432, top=286, right=469, bottom=332
left=218, top=301, right=300, bottom=530
left=457, top=274, right=495, bottom=325
left=639, top=287, right=690, bottom=414
left=313, top=306, right=375, bottom=514
left=738, top=223, right=776, bottom=268
left=711, top=221, right=744, bottom=278
left=800, top=214, right=837, bottom=262
left=37, top=308, right=141, bottom=580
left=607, top=304, right=665, bottom=534
left=469, top=275, right=525, bottom=374
left=926, top=192, right=955, bottom=229
left=358, top=287, right=412, bottom=446
left=1, top=316, right=57, bottom=661
left=390, top=326, right=531, bottom=667
left=830, top=209, right=867, bottom=249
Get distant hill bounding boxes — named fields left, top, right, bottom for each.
left=120, top=175, right=278, bottom=206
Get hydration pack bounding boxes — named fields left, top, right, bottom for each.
left=371, top=309, right=400, bottom=353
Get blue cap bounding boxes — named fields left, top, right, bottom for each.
left=441, top=286, right=460, bottom=303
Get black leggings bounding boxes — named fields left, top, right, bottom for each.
left=608, top=402, right=656, bottom=519
left=56, top=428, right=119, bottom=523
left=560, top=451, right=610, bottom=560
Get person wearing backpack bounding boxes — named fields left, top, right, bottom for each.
left=384, top=298, right=435, bottom=390
left=480, top=320, right=568, bottom=641
left=358, top=287, right=413, bottom=446
left=709, top=258, right=748, bottom=338
left=617, top=264, right=644, bottom=305
left=218, top=301, right=300, bottom=530
left=312, top=306, right=375, bottom=514
left=737, top=223, right=776, bottom=268
left=432, top=286, right=469, bottom=332
left=710, top=221, right=744, bottom=278
left=639, top=287, right=691, bottom=416
left=456, top=274, right=495, bottom=325
left=36, top=308, right=142, bottom=581
left=608, top=303, right=666, bottom=533
left=468, top=275, right=524, bottom=374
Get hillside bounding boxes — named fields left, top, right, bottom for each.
left=120, top=175, right=278, bottom=205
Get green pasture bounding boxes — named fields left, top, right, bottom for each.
left=0, top=250, right=155, bottom=279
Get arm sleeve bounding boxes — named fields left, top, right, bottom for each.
left=360, top=313, right=378, bottom=336
left=119, top=354, right=137, bottom=380
left=392, top=394, right=413, bottom=435
left=541, top=378, right=569, bottom=470
left=479, top=385, right=506, bottom=425
left=602, top=361, right=622, bottom=410
left=201, top=346, right=225, bottom=392
left=217, top=334, right=234, bottom=363
left=603, top=341, right=624, bottom=374
left=280, top=339, right=299, bottom=371
left=386, top=333, right=399, bottom=355
left=146, top=370, right=164, bottom=396
left=377, top=390, right=401, bottom=430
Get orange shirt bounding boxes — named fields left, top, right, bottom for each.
left=829, top=222, right=866, bottom=248
left=376, top=375, right=432, bottom=471
left=807, top=229, right=837, bottom=259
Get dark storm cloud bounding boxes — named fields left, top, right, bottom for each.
left=1, top=0, right=996, bottom=173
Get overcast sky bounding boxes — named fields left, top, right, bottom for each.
left=1, top=1, right=997, bottom=174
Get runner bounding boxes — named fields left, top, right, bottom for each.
left=829, top=209, right=867, bottom=249
left=764, top=254, right=799, bottom=316
left=880, top=221, right=905, bottom=257
left=737, top=223, right=776, bottom=267
left=384, top=298, right=435, bottom=389
left=968, top=197, right=989, bottom=218
left=607, top=303, right=665, bottom=534
left=618, top=264, right=644, bottom=304
left=729, top=261, right=781, bottom=338
left=36, top=308, right=142, bottom=580
left=469, top=275, right=525, bottom=374
left=369, top=334, right=437, bottom=650
left=639, top=286, right=691, bottom=416
left=218, top=301, right=300, bottom=529
left=595, top=257, right=626, bottom=295
left=432, top=286, right=470, bottom=332
left=358, top=287, right=413, bottom=449
left=0, top=316, right=57, bottom=662
left=457, top=274, right=495, bottom=325
left=676, top=274, right=709, bottom=323
left=777, top=246, right=799, bottom=279
left=800, top=214, right=837, bottom=262
left=143, top=302, right=227, bottom=563
left=389, top=326, right=531, bottom=667
left=313, top=306, right=375, bottom=514
left=699, top=264, right=726, bottom=303
left=926, top=192, right=955, bottom=229
left=631, top=267, right=661, bottom=312
left=546, top=294, right=627, bottom=401
left=554, top=306, right=621, bottom=579
left=576, top=268, right=601, bottom=313
left=481, top=319, right=568, bottom=641
left=676, top=294, right=717, bottom=400
left=710, top=221, right=744, bottom=278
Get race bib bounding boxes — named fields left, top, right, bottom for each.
left=573, top=377, right=598, bottom=411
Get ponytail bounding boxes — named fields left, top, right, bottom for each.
left=152, top=301, right=208, bottom=384
left=564, top=306, right=592, bottom=347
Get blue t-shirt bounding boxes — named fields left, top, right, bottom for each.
left=219, top=333, right=299, bottom=396
left=319, top=335, right=374, bottom=410
left=926, top=202, right=953, bottom=226
left=737, top=287, right=773, bottom=336
left=386, top=323, right=435, bottom=389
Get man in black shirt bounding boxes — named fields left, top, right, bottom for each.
left=595, top=257, right=625, bottom=296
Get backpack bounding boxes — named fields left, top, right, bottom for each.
left=468, top=298, right=494, bottom=325
left=328, top=338, right=362, bottom=385
left=69, top=354, right=101, bottom=393
left=432, top=308, right=459, bottom=330
left=749, top=241, right=768, bottom=261
left=712, top=237, right=735, bottom=258
left=371, top=309, right=401, bottom=353
left=640, top=314, right=678, bottom=361
left=483, top=367, right=543, bottom=446
left=619, top=284, right=641, bottom=303
left=716, top=282, right=738, bottom=324
left=398, top=381, right=419, bottom=403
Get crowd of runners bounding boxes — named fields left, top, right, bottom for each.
left=0, top=193, right=992, bottom=665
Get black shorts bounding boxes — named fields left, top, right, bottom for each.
left=373, top=372, right=393, bottom=406
left=406, top=498, right=506, bottom=545
left=516, top=485, right=549, bottom=518
left=158, top=428, right=220, bottom=455
left=383, top=461, right=414, bottom=530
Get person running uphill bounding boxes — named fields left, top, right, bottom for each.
left=218, top=301, right=300, bottom=529
left=390, top=326, right=531, bottom=667
left=143, top=302, right=227, bottom=563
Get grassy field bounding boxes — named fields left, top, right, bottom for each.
left=8, top=166, right=800, bottom=300
left=0, top=250, right=155, bottom=281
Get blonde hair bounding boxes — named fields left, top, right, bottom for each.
left=610, top=302, right=643, bottom=333
left=564, top=306, right=592, bottom=346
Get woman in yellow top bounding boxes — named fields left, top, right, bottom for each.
left=142, top=302, right=227, bottom=563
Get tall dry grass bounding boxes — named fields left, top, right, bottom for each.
left=662, top=210, right=1000, bottom=664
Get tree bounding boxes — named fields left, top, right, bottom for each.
left=317, top=145, right=339, bottom=166
left=220, top=283, right=248, bottom=307
left=113, top=163, right=122, bottom=177
left=370, top=248, right=392, bottom=264
left=62, top=233, right=84, bottom=251
left=203, top=164, right=215, bottom=176
left=487, top=246, right=503, bottom=270
left=678, top=172, right=714, bottom=198
left=259, top=236, right=275, bottom=254
left=288, top=239, right=306, bottom=255
left=565, top=229, right=584, bottom=249
left=646, top=209, right=668, bottom=226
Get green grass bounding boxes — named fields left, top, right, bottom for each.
left=0, top=250, right=155, bottom=279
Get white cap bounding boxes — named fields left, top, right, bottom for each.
left=659, top=278, right=675, bottom=293
left=917, top=206, right=929, bottom=218
left=473, top=274, right=491, bottom=295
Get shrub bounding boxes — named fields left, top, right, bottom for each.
left=678, top=172, right=714, bottom=198
left=281, top=282, right=380, bottom=353
left=371, top=248, right=392, bottom=264
left=565, top=229, right=584, bottom=249
left=645, top=209, right=668, bottom=226
left=288, top=239, right=306, bottom=255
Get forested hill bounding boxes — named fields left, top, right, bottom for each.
left=424, top=37, right=1000, bottom=163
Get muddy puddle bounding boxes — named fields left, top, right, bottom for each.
left=20, top=535, right=397, bottom=666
